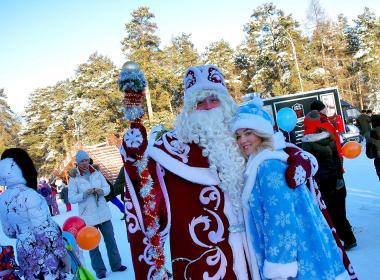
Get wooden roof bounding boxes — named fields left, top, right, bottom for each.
left=55, top=135, right=123, bottom=184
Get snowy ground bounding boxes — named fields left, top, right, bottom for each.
left=1, top=148, right=379, bottom=279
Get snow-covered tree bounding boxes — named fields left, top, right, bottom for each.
left=20, top=53, right=123, bottom=173
left=241, top=3, right=306, bottom=96
left=69, top=53, right=122, bottom=144
left=350, top=8, right=380, bottom=109
left=0, top=89, right=20, bottom=154
left=203, top=40, right=242, bottom=100
left=162, top=33, right=200, bottom=112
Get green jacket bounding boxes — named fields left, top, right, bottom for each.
left=112, top=167, right=125, bottom=201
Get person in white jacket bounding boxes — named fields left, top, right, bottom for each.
left=0, top=148, right=69, bottom=280
left=68, top=150, right=126, bottom=279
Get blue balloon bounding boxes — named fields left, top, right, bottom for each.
left=277, top=107, right=297, bottom=132
left=62, top=231, right=78, bottom=252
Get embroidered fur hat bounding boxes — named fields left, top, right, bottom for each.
left=183, top=64, right=228, bottom=105
left=231, top=95, right=274, bottom=135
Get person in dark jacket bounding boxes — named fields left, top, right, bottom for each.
left=310, top=100, right=344, bottom=159
left=38, top=180, right=53, bottom=216
left=60, top=181, right=71, bottom=212
left=367, top=114, right=380, bottom=180
left=357, top=109, right=372, bottom=141
left=302, top=110, right=357, bottom=250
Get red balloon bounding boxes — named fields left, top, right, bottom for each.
left=63, top=216, right=86, bottom=238
left=76, top=226, right=101, bottom=250
left=342, top=141, right=361, bottom=159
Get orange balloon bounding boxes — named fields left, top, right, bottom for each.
left=342, top=141, right=361, bottom=159
left=76, top=226, right=101, bottom=250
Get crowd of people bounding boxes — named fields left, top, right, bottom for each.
left=0, top=63, right=366, bottom=279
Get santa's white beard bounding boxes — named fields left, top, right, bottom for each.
left=175, top=105, right=246, bottom=212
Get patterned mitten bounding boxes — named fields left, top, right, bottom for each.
left=284, top=147, right=313, bottom=188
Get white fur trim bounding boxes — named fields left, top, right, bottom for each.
left=231, top=113, right=274, bottom=135
left=155, top=163, right=171, bottom=236
left=263, top=259, right=298, bottom=279
left=302, top=131, right=330, bottom=142
left=222, top=194, right=259, bottom=280
left=242, top=149, right=289, bottom=279
left=273, top=131, right=287, bottom=150
left=335, top=270, right=351, bottom=280
left=243, top=150, right=288, bottom=207
left=148, top=146, right=221, bottom=186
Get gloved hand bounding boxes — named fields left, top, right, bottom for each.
left=284, top=147, right=312, bottom=188
left=69, top=168, right=77, bottom=178
left=336, top=178, right=345, bottom=190
left=83, top=188, right=94, bottom=198
left=94, top=188, right=104, bottom=195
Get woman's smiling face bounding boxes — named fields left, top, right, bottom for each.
left=235, top=128, right=262, bottom=156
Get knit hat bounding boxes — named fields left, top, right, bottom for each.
left=310, top=100, right=326, bottom=112
left=231, top=96, right=274, bottom=135
left=75, top=150, right=89, bottom=163
left=183, top=64, right=228, bottom=105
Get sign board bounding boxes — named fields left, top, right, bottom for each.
left=263, top=87, right=345, bottom=144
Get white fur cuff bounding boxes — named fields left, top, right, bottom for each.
left=263, top=259, right=298, bottom=279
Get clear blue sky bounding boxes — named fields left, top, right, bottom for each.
left=1, top=0, right=379, bottom=114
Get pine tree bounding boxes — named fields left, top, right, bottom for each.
left=203, top=40, right=242, bottom=100
left=0, top=89, right=20, bottom=154
left=20, top=87, right=55, bottom=171
left=121, top=6, right=160, bottom=57
left=241, top=3, right=306, bottom=97
left=69, top=53, right=122, bottom=144
left=20, top=53, right=123, bottom=174
left=121, top=6, right=179, bottom=128
left=305, top=0, right=354, bottom=98
left=162, top=33, right=200, bottom=111
left=350, top=8, right=380, bottom=109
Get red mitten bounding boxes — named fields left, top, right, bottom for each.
left=284, top=147, right=313, bottom=188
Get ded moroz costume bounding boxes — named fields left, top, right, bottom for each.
left=118, top=63, right=317, bottom=280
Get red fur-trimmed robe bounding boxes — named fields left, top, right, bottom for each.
left=120, top=122, right=249, bottom=279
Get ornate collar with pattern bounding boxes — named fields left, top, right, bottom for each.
left=148, top=130, right=220, bottom=186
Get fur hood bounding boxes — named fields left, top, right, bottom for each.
left=0, top=158, right=27, bottom=187
left=302, top=131, right=330, bottom=143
